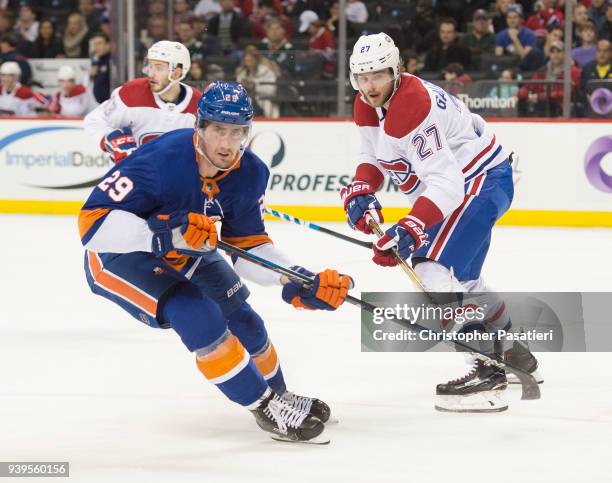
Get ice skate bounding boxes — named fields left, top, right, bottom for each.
left=504, top=338, right=544, bottom=385
left=280, top=391, right=336, bottom=424
left=251, top=392, right=329, bottom=444
left=435, top=357, right=508, bottom=413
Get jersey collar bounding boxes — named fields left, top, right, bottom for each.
left=153, top=83, right=192, bottom=112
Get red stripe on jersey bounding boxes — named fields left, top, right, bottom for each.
left=184, top=86, right=201, bottom=114
left=353, top=95, right=379, bottom=127
left=14, top=84, right=34, bottom=100
left=118, top=78, right=157, bottom=108
left=67, top=84, right=86, bottom=98
left=384, top=74, right=431, bottom=139
left=462, top=135, right=496, bottom=174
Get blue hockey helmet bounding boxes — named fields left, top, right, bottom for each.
left=197, top=81, right=254, bottom=127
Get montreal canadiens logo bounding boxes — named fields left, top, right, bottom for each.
left=140, top=132, right=164, bottom=144
left=378, top=158, right=421, bottom=194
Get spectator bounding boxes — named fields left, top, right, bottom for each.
left=198, top=18, right=222, bottom=56
left=0, top=33, right=31, bottom=84
left=525, top=0, right=564, bottom=31
left=258, top=17, right=295, bottom=77
left=208, top=0, right=250, bottom=54
left=518, top=40, right=580, bottom=116
left=600, top=4, right=612, bottom=42
left=34, top=19, right=64, bottom=58
left=403, top=52, right=420, bottom=76
left=78, top=0, right=101, bottom=32
left=460, top=9, right=496, bottom=66
left=14, top=4, right=39, bottom=43
left=580, top=39, right=611, bottom=106
left=99, top=14, right=111, bottom=38
left=442, top=62, right=472, bottom=95
left=63, top=12, right=89, bottom=58
left=588, top=0, right=607, bottom=30
left=489, top=67, right=520, bottom=98
left=175, top=0, right=195, bottom=19
left=48, top=65, right=97, bottom=116
left=177, top=20, right=205, bottom=62
left=493, top=0, right=512, bottom=33
left=144, top=16, right=168, bottom=50
left=235, top=48, right=279, bottom=117
left=495, top=4, right=536, bottom=61
left=345, top=0, right=368, bottom=24
left=250, top=0, right=293, bottom=40
left=0, top=61, right=36, bottom=116
left=573, top=22, right=598, bottom=68
left=188, top=59, right=205, bottom=82
left=573, top=3, right=591, bottom=47
left=195, top=0, right=222, bottom=20
left=305, top=18, right=336, bottom=79
left=424, top=18, right=472, bottom=71
left=0, top=10, right=14, bottom=36
left=326, top=2, right=356, bottom=38
left=408, top=0, right=437, bottom=54
left=89, top=31, right=110, bottom=103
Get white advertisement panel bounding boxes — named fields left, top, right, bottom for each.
left=0, top=118, right=610, bottom=225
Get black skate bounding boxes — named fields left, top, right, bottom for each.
left=504, top=338, right=544, bottom=385
left=281, top=391, right=334, bottom=424
left=251, top=392, right=329, bottom=444
left=435, top=357, right=508, bottom=413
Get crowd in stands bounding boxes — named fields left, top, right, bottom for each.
left=0, top=0, right=610, bottom=117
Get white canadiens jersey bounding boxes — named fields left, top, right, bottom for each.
left=0, top=83, right=36, bottom=116
left=49, top=84, right=98, bottom=117
left=83, top=77, right=201, bottom=148
left=354, top=73, right=508, bottom=219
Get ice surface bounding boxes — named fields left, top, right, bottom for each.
left=1, top=215, right=611, bottom=482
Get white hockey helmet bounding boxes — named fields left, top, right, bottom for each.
left=58, top=65, right=77, bottom=81
left=349, top=33, right=400, bottom=91
left=144, top=40, right=191, bottom=82
left=0, top=61, right=21, bottom=77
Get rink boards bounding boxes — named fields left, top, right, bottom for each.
left=0, top=117, right=610, bottom=227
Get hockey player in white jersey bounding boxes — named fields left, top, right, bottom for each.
left=84, top=40, right=201, bottom=163
left=0, top=62, right=36, bottom=116
left=341, top=33, right=541, bottom=413
left=48, top=66, right=98, bottom=117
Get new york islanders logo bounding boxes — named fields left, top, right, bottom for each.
left=378, top=158, right=421, bottom=194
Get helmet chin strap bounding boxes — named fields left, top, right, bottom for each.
left=195, top=133, right=241, bottom=172
left=154, top=67, right=185, bottom=97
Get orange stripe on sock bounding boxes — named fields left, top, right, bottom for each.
left=78, top=208, right=110, bottom=239
left=196, top=335, right=247, bottom=380
left=253, top=343, right=279, bottom=378
left=87, top=252, right=158, bottom=316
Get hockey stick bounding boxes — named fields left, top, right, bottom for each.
left=366, top=218, right=541, bottom=401
left=366, top=217, right=429, bottom=293
left=264, top=207, right=373, bottom=249
left=175, top=242, right=540, bottom=400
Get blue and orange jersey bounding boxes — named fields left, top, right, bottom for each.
left=78, top=128, right=272, bottom=272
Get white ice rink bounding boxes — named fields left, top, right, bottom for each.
left=1, top=214, right=611, bottom=483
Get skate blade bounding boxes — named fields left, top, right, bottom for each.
left=507, top=370, right=544, bottom=385
left=270, top=434, right=330, bottom=445
left=434, top=390, right=508, bottom=413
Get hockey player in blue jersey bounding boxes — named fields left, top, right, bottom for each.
left=78, top=81, right=351, bottom=444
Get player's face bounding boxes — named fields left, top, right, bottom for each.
left=355, top=69, right=395, bottom=108
left=1, top=74, right=16, bottom=90
left=59, top=79, right=75, bottom=95
left=146, top=60, right=171, bottom=92
left=199, top=121, right=249, bottom=169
